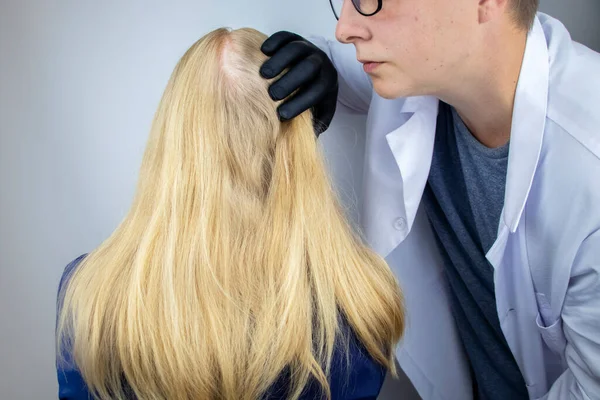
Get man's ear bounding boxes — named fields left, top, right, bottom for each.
left=478, top=0, right=510, bottom=24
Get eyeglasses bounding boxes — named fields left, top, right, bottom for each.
left=329, top=0, right=383, bottom=20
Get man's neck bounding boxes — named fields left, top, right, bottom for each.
left=437, top=27, right=528, bottom=148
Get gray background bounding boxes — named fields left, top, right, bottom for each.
left=0, top=0, right=598, bottom=399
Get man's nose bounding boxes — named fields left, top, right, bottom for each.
left=335, top=0, right=371, bottom=44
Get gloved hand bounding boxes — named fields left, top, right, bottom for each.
left=260, top=31, right=339, bottom=137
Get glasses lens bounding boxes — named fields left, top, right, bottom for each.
left=330, top=0, right=379, bottom=19
left=353, top=0, right=379, bottom=15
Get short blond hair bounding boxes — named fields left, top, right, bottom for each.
left=511, top=0, right=540, bottom=30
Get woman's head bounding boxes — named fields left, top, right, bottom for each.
left=141, top=27, right=302, bottom=209
left=57, top=27, right=404, bottom=400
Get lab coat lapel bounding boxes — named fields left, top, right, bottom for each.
left=361, top=95, right=438, bottom=258
left=486, top=17, right=551, bottom=395
left=502, top=17, right=549, bottom=234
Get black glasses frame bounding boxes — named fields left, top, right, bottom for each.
left=329, top=0, right=383, bottom=20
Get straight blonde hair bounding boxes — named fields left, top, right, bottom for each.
left=56, top=27, right=404, bottom=400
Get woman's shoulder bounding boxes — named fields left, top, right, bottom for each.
left=328, top=322, right=387, bottom=400
left=58, top=253, right=88, bottom=296
left=266, top=321, right=387, bottom=400
left=56, top=254, right=90, bottom=399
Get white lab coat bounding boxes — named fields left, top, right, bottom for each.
left=313, top=13, right=600, bottom=400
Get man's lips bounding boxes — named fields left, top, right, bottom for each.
left=359, top=60, right=384, bottom=73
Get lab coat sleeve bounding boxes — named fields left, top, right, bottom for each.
left=308, top=35, right=373, bottom=114
left=544, top=229, right=600, bottom=400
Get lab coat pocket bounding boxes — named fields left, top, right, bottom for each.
left=535, top=293, right=567, bottom=356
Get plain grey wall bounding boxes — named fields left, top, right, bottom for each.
left=0, top=1, right=598, bottom=399
left=541, top=0, right=600, bottom=51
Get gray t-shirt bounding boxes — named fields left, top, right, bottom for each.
left=452, top=106, right=508, bottom=253
left=422, top=102, right=528, bottom=399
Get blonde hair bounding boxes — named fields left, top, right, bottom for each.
left=56, top=27, right=404, bottom=400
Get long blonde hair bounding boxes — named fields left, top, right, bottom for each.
left=56, top=27, right=404, bottom=400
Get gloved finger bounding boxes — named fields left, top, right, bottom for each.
left=260, top=31, right=304, bottom=56
left=267, top=54, right=322, bottom=101
left=260, top=40, right=314, bottom=79
left=312, top=87, right=338, bottom=136
left=277, top=74, right=331, bottom=122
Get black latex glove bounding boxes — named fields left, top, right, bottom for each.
left=260, top=31, right=339, bottom=137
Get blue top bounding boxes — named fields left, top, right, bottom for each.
left=56, top=255, right=387, bottom=400
left=422, top=102, right=528, bottom=399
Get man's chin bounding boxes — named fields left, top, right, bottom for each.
left=372, top=80, right=409, bottom=100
